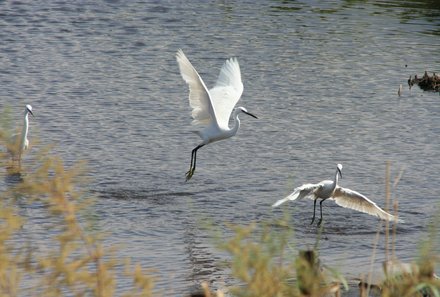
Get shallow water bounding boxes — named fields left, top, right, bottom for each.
left=1, top=0, right=440, bottom=295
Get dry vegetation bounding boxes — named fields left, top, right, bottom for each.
left=0, top=114, right=439, bottom=296
left=0, top=120, right=154, bottom=296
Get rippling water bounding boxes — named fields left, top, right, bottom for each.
left=1, top=0, right=439, bottom=295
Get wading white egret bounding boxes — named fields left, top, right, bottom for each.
left=272, top=164, right=401, bottom=226
left=176, top=49, right=257, bottom=181
left=8, top=105, right=34, bottom=165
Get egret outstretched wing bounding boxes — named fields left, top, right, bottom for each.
left=177, top=51, right=256, bottom=181
left=332, top=187, right=400, bottom=222
left=272, top=183, right=318, bottom=207
left=176, top=49, right=218, bottom=126
left=209, top=57, right=243, bottom=129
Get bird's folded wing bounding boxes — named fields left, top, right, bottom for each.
left=332, top=187, right=401, bottom=222
left=272, top=183, right=317, bottom=207
left=176, top=49, right=218, bottom=126
left=210, top=57, right=243, bottom=128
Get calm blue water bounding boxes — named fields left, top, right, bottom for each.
left=1, top=0, right=439, bottom=295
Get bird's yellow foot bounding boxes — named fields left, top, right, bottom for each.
left=317, top=219, right=323, bottom=227
left=185, top=169, right=194, bottom=181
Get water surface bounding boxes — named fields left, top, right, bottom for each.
left=1, top=0, right=439, bottom=295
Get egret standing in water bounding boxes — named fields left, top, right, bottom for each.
left=176, top=49, right=257, bottom=181
left=8, top=104, right=34, bottom=166
left=272, top=164, right=400, bottom=226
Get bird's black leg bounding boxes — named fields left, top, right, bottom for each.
left=188, top=148, right=196, bottom=172
left=310, top=199, right=317, bottom=225
left=317, top=199, right=326, bottom=226
left=186, top=144, right=204, bottom=181
left=192, top=144, right=204, bottom=173
left=186, top=148, right=196, bottom=181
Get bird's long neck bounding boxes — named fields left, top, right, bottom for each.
left=20, top=112, right=29, bottom=150
left=226, top=109, right=241, bottom=138
left=332, top=168, right=340, bottom=189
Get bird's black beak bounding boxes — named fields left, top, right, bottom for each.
left=338, top=168, right=342, bottom=179
left=28, top=109, right=34, bottom=117
left=243, top=110, right=258, bottom=119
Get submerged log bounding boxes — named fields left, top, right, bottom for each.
left=408, top=71, right=440, bottom=92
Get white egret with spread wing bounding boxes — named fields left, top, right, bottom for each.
left=176, top=49, right=257, bottom=181
left=272, top=164, right=401, bottom=226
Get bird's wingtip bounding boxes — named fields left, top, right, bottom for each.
left=229, top=56, right=239, bottom=63
left=272, top=198, right=288, bottom=208
left=387, top=214, right=404, bottom=223
left=271, top=202, right=281, bottom=208
left=176, top=49, right=185, bottom=59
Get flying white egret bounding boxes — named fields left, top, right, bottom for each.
left=8, top=104, right=34, bottom=164
left=272, top=164, right=401, bottom=226
left=176, top=49, right=257, bottom=181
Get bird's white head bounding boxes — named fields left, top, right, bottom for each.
left=237, top=106, right=258, bottom=119
left=337, top=163, right=343, bottom=178
left=25, top=105, right=34, bottom=117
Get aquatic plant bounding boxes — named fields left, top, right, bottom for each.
left=379, top=201, right=440, bottom=297
left=0, top=122, right=155, bottom=296
left=214, top=220, right=346, bottom=297
left=361, top=162, right=440, bottom=297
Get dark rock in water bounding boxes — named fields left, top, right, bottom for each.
left=295, top=250, right=342, bottom=296
left=408, top=71, right=440, bottom=92
left=186, top=282, right=221, bottom=297
left=186, top=293, right=207, bottom=297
